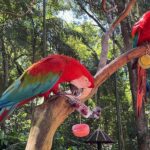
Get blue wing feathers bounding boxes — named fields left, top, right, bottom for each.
left=0, top=72, right=60, bottom=105
left=0, top=70, right=61, bottom=121
left=133, top=33, right=139, bottom=48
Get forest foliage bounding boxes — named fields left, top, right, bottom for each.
left=0, top=0, right=149, bottom=150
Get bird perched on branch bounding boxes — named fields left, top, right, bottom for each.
left=131, top=11, right=150, bottom=116
left=0, top=54, right=95, bottom=122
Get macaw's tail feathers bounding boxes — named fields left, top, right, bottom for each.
left=0, top=98, right=16, bottom=122
left=137, top=65, right=146, bottom=116
left=0, top=105, right=16, bottom=122
left=0, top=108, right=10, bottom=122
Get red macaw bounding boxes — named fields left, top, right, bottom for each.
left=131, top=11, right=150, bottom=116
left=0, top=54, right=94, bottom=121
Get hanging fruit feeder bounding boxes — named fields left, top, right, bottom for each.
left=72, top=123, right=90, bottom=137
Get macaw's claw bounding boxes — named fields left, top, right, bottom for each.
left=64, top=94, right=101, bottom=119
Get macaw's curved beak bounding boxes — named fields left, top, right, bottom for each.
left=69, top=84, right=83, bottom=96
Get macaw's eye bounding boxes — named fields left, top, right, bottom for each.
left=84, top=77, right=90, bottom=83
left=85, top=78, right=88, bottom=82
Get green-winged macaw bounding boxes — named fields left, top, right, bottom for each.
left=0, top=54, right=95, bottom=121
left=131, top=11, right=150, bottom=115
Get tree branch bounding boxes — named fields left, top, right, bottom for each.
left=25, top=43, right=149, bottom=150
left=76, top=0, right=106, bottom=32
left=98, top=0, right=136, bottom=70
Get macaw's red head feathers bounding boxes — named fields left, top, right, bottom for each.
left=27, top=54, right=94, bottom=91
left=131, top=11, right=150, bottom=45
left=69, top=62, right=95, bottom=88
left=59, top=55, right=94, bottom=89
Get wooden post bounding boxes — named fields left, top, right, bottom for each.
left=25, top=96, right=74, bottom=150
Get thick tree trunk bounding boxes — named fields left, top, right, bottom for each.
left=0, top=76, right=3, bottom=95
left=0, top=39, right=3, bottom=95
left=114, top=73, right=125, bottom=150
left=42, top=0, right=46, bottom=57
left=0, top=34, right=9, bottom=135
left=25, top=45, right=149, bottom=150
left=31, top=16, right=36, bottom=63
left=0, top=36, right=9, bottom=90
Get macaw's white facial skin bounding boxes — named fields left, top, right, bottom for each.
left=70, top=76, right=91, bottom=89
